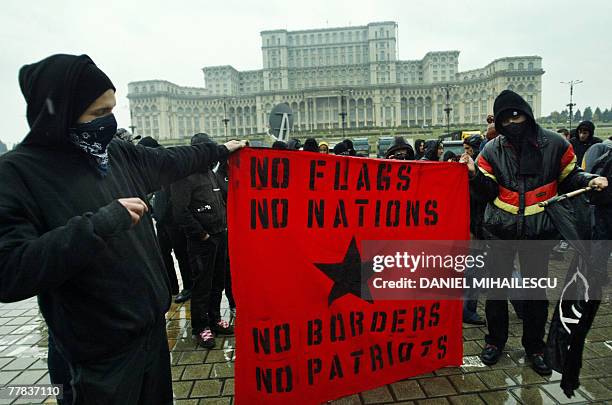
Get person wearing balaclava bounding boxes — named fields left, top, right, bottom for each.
left=570, top=120, right=602, bottom=167
left=385, top=136, right=415, bottom=160
left=333, top=140, right=351, bottom=156
left=420, top=139, right=443, bottom=161
left=0, top=54, right=245, bottom=404
left=170, top=133, right=234, bottom=350
left=272, top=140, right=288, bottom=149
left=460, top=90, right=608, bottom=376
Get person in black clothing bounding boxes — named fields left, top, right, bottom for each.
left=171, top=133, right=234, bottom=349
left=303, top=137, right=319, bottom=152
left=570, top=120, right=602, bottom=166
left=216, top=160, right=236, bottom=319
left=272, top=140, right=287, bottom=149
left=0, top=54, right=245, bottom=405
left=138, top=136, right=193, bottom=301
left=463, top=90, right=607, bottom=375
left=420, top=140, right=443, bottom=161
left=414, top=139, right=426, bottom=159
left=385, top=136, right=415, bottom=160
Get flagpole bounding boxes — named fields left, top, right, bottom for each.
left=538, top=187, right=592, bottom=207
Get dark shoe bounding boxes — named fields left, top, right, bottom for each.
left=211, top=319, right=234, bottom=335
left=463, top=314, right=486, bottom=326
left=174, top=289, right=192, bottom=303
left=527, top=353, right=552, bottom=376
left=194, top=328, right=215, bottom=349
left=480, top=344, right=502, bottom=365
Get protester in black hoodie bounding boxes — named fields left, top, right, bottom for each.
left=463, top=90, right=607, bottom=375
left=0, top=54, right=245, bottom=405
left=570, top=120, right=602, bottom=166
left=420, top=140, right=443, bottom=161
left=138, top=136, right=193, bottom=303
left=171, top=133, right=234, bottom=349
left=385, top=136, right=415, bottom=160
left=414, top=139, right=426, bottom=159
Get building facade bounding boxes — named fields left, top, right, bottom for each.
left=128, top=21, right=544, bottom=140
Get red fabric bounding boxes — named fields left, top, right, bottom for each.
left=228, top=148, right=468, bottom=404
left=498, top=181, right=557, bottom=208
left=525, top=181, right=558, bottom=206
left=498, top=184, right=519, bottom=206
left=477, top=155, right=494, bottom=174
left=560, top=144, right=576, bottom=170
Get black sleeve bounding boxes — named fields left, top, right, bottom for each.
left=469, top=149, right=498, bottom=203
left=119, top=140, right=230, bottom=195
left=170, top=178, right=206, bottom=238
left=0, top=193, right=132, bottom=303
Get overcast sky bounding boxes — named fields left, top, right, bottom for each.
left=1, top=0, right=610, bottom=146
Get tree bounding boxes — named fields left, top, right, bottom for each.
left=603, top=108, right=611, bottom=122
left=0, top=140, right=6, bottom=155
left=583, top=107, right=593, bottom=121
left=560, top=109, right=569, bottom=123
left=550, top=110, right=561, bottom=123
left=574, top=109, right=582, bottom=122
left=594, top=107, right=602, bottom=122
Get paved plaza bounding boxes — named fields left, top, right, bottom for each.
left=0, top=263, right=610, bottom=404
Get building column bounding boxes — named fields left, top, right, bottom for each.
left=395, top=90, right=402, bottom=127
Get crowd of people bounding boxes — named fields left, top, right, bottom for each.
left=0, top=54, right=610, bottom=404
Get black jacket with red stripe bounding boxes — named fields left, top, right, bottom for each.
left=470, top=127, right=595, bottom=240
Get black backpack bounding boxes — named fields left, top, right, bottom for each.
left=588, top=146, right=612, bottom=206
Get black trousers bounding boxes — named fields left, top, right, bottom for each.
left=157, top=222, right=192, bottom=292
left=67, top=319, right=172, bottom=405
left=224, top=246, right=235, bottom=309
left=188, top=231, right=227, bottom=333
left=484, top=241, right=553, bottom=355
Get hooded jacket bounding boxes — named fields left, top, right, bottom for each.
left=470, top=90, right=595, bottom=239
left=570, top=121, right=603, bottom=166
left=171, top=134, right=227, bottom=238
left=0, top=54, right=229, bottom=363
left=385, top=136, right=415, bottom=159
left=420, top=140, right=442, bottom=161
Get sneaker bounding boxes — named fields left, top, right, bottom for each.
left=527, top=353, right=552, bottom=376
left=211, top=319, right=234, bottom=335
left=480, top=344, right=502, bottom=365
left=195, top=328, right=215, bottom=349
left=174, top=289, right=192, bottom=303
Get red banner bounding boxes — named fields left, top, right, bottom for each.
left=228, top=148, right=469, bottom=404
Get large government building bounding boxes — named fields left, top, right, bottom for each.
left=128, top=21, right=544, bottom=140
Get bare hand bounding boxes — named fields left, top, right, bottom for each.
left=118, top=198, right=148, bottom=226
left=589, top=176, right=609, bottom=191
left=201, top=233, right=210, bottom=241
left=459, top=153, right=476, bottom=176
left=224, top=140, right=247, bottom=153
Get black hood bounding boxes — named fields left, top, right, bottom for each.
left=191, top=132, right=215, bottom=146
left=576, top=121, right=595, bottom=141
left=385, top=136, right=415, bottom=159
left=303, top=138, right=319, bottom=152
left=421, top=140, right=441, bottom=161
left=272, top=140, right=287, bottom=149
left=463, top=135, right=483, bottom=155
left=493, top=90, right=536, bottom=135
left=18, top=54, right=115, bottom=147
left=138, top=136, right=161, bottom=148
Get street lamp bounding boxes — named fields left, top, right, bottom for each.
left=222, top=99, right=230, bottom=142
left=561, top=80, right=583, bottom=130
left=439, top=84, right=457, bottom=138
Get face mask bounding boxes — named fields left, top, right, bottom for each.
left=69, top=113, right=117, bottom=175
left=504, top=122, right=527, bottom=137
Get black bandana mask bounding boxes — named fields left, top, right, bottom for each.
left=69, top=113, right=117, bottom=176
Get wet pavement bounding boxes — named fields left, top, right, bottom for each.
left=0, top=271, right=610, bottom=404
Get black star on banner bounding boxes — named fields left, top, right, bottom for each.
left=314, top=237, right=375, bottom=306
